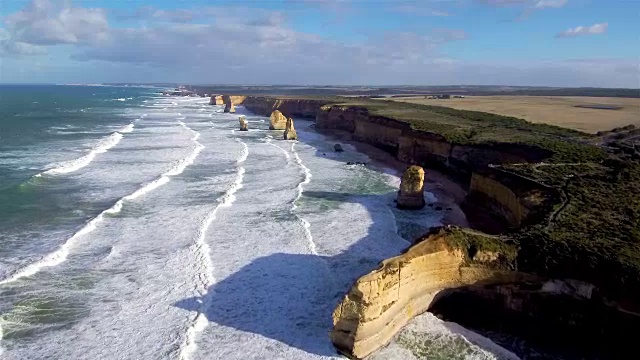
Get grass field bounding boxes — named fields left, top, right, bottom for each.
left=387, top=96, right=640, bottom=134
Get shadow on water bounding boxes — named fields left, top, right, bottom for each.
left=174, top=189, right=421, bottom=356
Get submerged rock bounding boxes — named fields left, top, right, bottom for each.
left=239, top=116, right=248, bottom=131
left=269, top=110, right=288, bottom=130
left=334, top=143, right=344, bottom=152
left=283, top=117, right=297, bottom=140
left=397, top=165, right=425, bottom=209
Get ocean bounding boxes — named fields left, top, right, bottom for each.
left=0, top=85, right=519, bottom=359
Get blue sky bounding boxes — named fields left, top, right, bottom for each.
left=0, top=0, right=638, bottom=87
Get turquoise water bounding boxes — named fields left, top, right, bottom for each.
left=0, top=86, right=516, bottom=360
left=0, top=85, right=157, bottom=278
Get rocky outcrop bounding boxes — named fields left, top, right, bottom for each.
left=397, top=166, right=426, bottom=209
left=334, top=144, right=344, bottom=152
left=223, top=95, right=235, bottom=113
left=210, top=95, right=224, bottom=105
left=239, top=116, right=248, bottom=131
left=331, top=226, right=523, bottom=359
left=269, top=110, right=288, bottom=130
left=283, top=118, right=297, bottom=140
left=315, top=105, right=556, bottom=229
left=240, top=96, right=327, bottom=118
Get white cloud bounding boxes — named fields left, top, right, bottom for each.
left=3, top=0, right=108, bottom=45
left=556, top=22, right=608, bottom=38
left=0, top=0, right=635, bottom=88
left=476, top=0, right=530, bottom=6
left=534, top=0, right=568, bottom=8
left=0, top=40, right=46, bottom=56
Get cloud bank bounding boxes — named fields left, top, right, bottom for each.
left=556, top=23, right=608, bottom=38
left=0, top=0, right=636, bottom=88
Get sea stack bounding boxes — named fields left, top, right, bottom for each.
left=397, top=165, right=425, bottom=209
left=223, top=95, right=236, bottom=113
left=283, top=117, right=297, bottom=140
left=334, top=144, right=344, bottom=152
left=330, top=226, right=522, bottom=359
left=239, top=116, right=248, bottom=131
left=269, top=110, right=288, bottom=130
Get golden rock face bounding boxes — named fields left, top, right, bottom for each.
left=210, top=95, right=224, bottom=105
left=223, top=95, right=236, bottom=113
left=283, top=117, right=297, bottom=140
left=239, top=116, right=248, bottom=131
left=270, top=110, right=288, bottom=130
left=330, top=228, right=521, bottom=359
left=397, top=165, right=425, bottom=209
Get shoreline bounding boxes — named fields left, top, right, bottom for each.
left=309, top=125, right=470, bottom=230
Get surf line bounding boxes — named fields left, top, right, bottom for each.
left=0, top=121, right=203, bottom=286
left=178, top=139, right=248, bottom=360
left=35, top=122, right=136, bottom=177
left=265, top=137, right=291, bottom=160
left=291, top=142, right=317, bottom=255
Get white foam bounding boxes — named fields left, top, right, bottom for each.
left=39, top=131, right=124, bottom=176
left=373, top=312, right=520, bottom=360
left=265, top=138, right=290, bottom=160
left=0, top=121, right=204, bottom=286
left=119, top=123, right=135, bottom=133
left=179, top=139, right=248, bottom=360
left=291, top=142, right=316, bottom=255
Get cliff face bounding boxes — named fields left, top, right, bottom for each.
left=315, top=105, right=556, bottom=229
left=330, top=227, right=524, bottom=359
left=331, top=226, right=639, bottom=359
left=210, top=95, right=224, bottom=105
left=239, top=96, right=327, bottom=118
left=465, top=169, right=557, bottom=229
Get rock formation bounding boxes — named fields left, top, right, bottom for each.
left=283, top=117, right=297, bottom=140
left=397, top=165, right=426, bottom=209
left=334, top=144, right=344, bottom=152
left=223, top=96, right=236, bottom=113
left=269, top=110, right=288, bottom=130
left=210, top=95, right=224, bottom=105
left=330, top=226, right=524, bottom=359
left=242, top=96, right=328, bottom=117
left=239, top=116, right=248, bottom=131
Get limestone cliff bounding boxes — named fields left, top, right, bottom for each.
left=210, top=95, right=224, bottom=105
left=283, top=117, right=297, bottom=140
left=315, top=105, right=556, bottom=230
left=240, top=96, right=327, bottom=118
left=269, top=110, right=288, bottom=130
left=239, top=116, right=248, bottom=131
left=223, top=95, right=235, bottom=113
left=330, top=226, right=523, bottom=359
left=397, top=166, right=425, bottom=209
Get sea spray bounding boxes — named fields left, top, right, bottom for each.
left=265, top=137, right=291, bottom=160
left=0, top=121, right=204, bottom=286
left=291, top=142, right=316, bottom=255
left=38, top=132, right=124, bottom=176
left=179, top=139, right=248, bottom=360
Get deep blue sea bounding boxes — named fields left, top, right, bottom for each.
left=0, top=85, right=517, bottom=360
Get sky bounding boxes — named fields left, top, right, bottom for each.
left=0, top=0, right=638, bottom=87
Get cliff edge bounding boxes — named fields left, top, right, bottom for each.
left=331, top=226, right=523, bottom=359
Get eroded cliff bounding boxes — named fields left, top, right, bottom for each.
left=331, top=226, right=640, bottom=359
left=240, top=96, right=327, bottom=118
left=315, top=104, right=557, bottom=230
left=330, top=226, right=524, bottom=359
